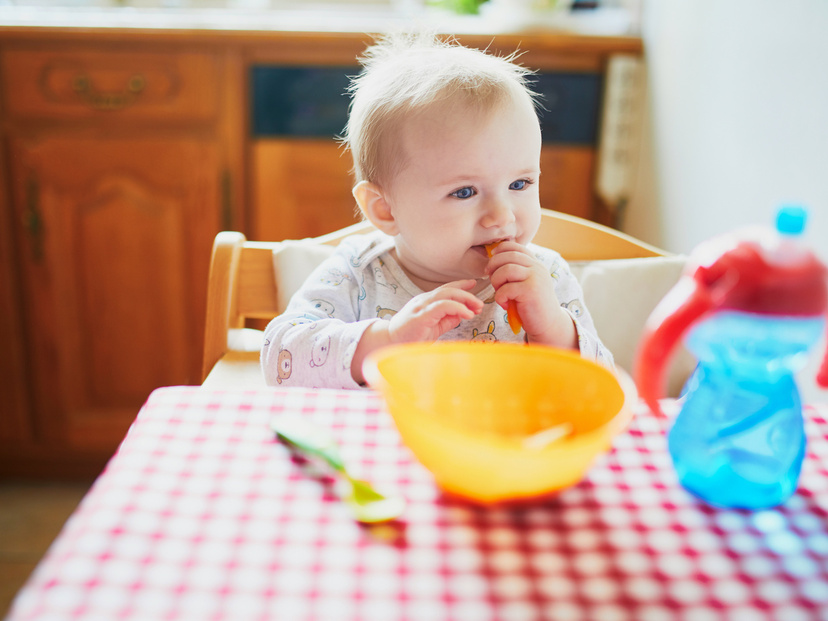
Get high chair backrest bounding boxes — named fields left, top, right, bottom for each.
left=201, top=209, right=671, bottom=383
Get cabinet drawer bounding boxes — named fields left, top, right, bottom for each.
left=2, top=49, right=219, bottom=122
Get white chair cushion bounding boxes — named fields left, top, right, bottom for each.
left=273, top=240, right=337, bottom=314
left=569, top=256, right=694, bottom=397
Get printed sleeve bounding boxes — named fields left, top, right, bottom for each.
left=261, top=245, right=379, bottom=389
left=567, top=309, right=614, bottom=369
left=542, top=249, right=615, bottom=369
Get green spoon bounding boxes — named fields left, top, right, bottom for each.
left=270, top=414, right=405, bottom=524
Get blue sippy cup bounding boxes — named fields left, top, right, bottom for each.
left=636, top=207, right=828, bottom=509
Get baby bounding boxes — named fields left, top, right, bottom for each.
left=262, top=33, right=612, bottom=389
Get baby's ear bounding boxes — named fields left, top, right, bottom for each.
left=353, top=181, right=399, bottom=236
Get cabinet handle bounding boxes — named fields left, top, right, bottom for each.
left=72, top=72, right=146, bottom=111
left=221, top=170, right=232, bottom=231
left=23, top=176, right=44, bottom=262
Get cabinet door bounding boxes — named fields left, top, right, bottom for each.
left=8, top=134, right=221, bottom=453
left=250, top=65, right=360, bottom=241
left=539, top=146, right=595, bottom=220
left=252, top=139, right=359, bottom=240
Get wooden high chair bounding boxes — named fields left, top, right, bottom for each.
left=201, top=209, right=669, bottom=387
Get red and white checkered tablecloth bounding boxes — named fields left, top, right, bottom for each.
left=7, top=387, right=828, bottom=621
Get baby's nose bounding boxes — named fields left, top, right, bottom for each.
left=481, top=197, right=516, bottom=228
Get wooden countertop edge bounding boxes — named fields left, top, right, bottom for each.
left=0, top=23, right=643, bottom=54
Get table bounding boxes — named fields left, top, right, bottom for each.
left=7, top=387, right=828, bottom=621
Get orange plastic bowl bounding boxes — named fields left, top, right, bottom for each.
left=363, top=342, right=636, bottom=504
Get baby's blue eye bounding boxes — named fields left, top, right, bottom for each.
left=451, top=187, right=476, bottom=200
left=510, top=179, right=528, bottom=191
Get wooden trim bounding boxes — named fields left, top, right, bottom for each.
left=218, top=47, right=248, bottom=233
left=0, top=140, right=33, bottom=444
left=0, top=26, right=642, bottom=59
left=202, top=349, right=263, bottom=389
left=533, top=210, right=667, bottom=261
left=0, top=445, right=109, bottom=479
left=202, top=231, right=245, bottom=381
left=234, top=242, right=280, bottom=319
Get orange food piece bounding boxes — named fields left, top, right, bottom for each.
left=504, top=303, right=522, bottom=335
left=484, top=242, right=523, bottom=335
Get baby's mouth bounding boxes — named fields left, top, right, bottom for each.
left=472, top=244, right=490, bottom=257
left=474, top=238, right=512, bottom=256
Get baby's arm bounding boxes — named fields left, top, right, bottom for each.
left=548, top=253, right=614, bottom=367
left=350, top=280, right=483, bottom=384
left=261, top=252, right=375, bottom=389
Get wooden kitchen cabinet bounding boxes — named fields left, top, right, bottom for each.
left=0, top=42, right=239, bottom=476
left=8, top=135, right=220, bottom=447
left=0, top=25, right=639, bottom=477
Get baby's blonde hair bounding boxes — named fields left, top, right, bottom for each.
left=342, top=32, right=538, bottom=187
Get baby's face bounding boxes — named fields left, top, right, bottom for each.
left=383, top=90, right=542, bottom=289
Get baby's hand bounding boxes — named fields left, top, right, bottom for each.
left=388, top=279, right=483, bottom=344
left=486, top=242, right=577, bottom=349
left=351, top=279, right=482, bottom=384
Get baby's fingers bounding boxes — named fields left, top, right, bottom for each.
left=441, top=278, right=478, bottom=290
left=423, top=298, right=479, bottom=322
left=390, top=296, right=481, bottom=343
left=436, top=279, right=484, bottom=304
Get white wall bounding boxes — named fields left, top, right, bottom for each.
left=625, top=0, right=828, bottom=402
left=626, top=0, right=828, bottom=261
